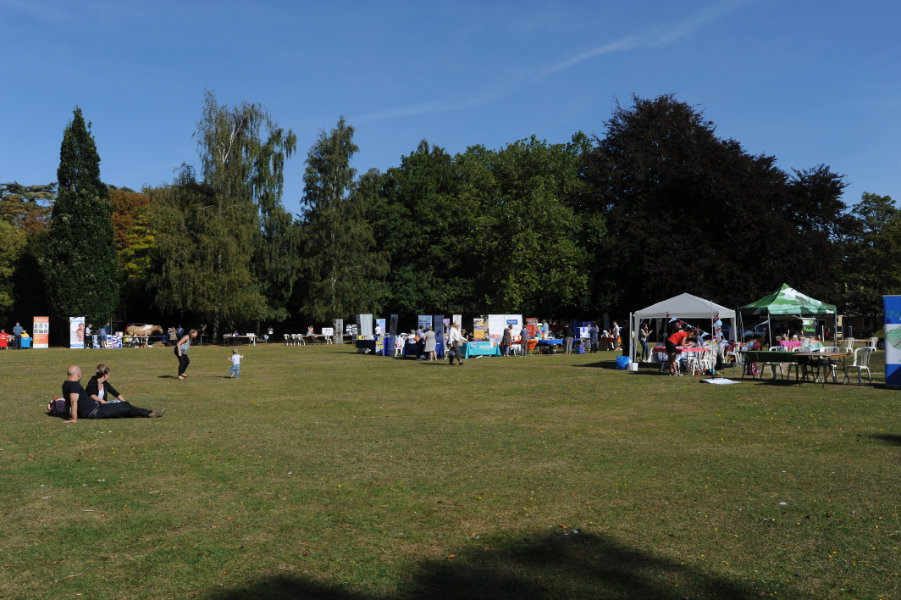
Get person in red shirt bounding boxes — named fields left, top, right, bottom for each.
left=666, top=327, right=692, bottom=375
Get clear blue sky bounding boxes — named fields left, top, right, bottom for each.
left=2, top=0, right=899, bottom=215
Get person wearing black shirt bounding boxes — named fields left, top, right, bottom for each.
left=63, top=366, right=164, bottom=423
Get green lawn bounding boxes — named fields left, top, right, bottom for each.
left=2, top=343, right=898, bottom=599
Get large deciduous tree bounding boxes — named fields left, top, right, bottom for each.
left=150, top=92, right=298, bottom=336
left=843, top=192, right=901, bottom=315
left=41, top=107, right=119, bottom=329
left=476, top=135, right=593, bottom=315
left=583, top=94, right=847, bottom=314
left=298, top=117, right=387, bottom=321
left=0, top=217, right=27, bottom=323
left=150, top=166, right=262, bottom=330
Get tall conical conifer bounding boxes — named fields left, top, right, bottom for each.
left=41, top=107, right=119, bottom=330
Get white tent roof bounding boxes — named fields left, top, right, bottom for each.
left=634, top=292, right=735, bottom=320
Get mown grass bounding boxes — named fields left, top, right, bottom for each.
left=1, top=343, right=898, bottom=599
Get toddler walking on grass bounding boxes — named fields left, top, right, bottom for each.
left=228, top=348, right=244, bottom=379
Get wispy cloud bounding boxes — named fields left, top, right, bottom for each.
left=536, top=0, right=752, bottom=81
left=355, top=0, right=751, bottom=124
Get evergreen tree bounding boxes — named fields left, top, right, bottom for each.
left=298, top=117, right=387, bottom=321
left=41, top=107, right=119, bottom=329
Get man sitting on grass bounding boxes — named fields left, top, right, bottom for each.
left=62, top=365, right=165, bottom=423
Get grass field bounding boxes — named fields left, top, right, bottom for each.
left=2, top=343, right=899, bottom=599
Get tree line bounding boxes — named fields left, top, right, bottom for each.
left=1, top=93, right=898, bottom=341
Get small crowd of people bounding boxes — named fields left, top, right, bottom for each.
left=0, top=322, right=30, bottom=349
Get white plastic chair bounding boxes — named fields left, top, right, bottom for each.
left=814, top=346, right=841, bottom=383
left=762, top=347, right=787, bottom=380
left=843, top=347, right=874, bottom=385
left=725, top=346, right=744, bottom=375
left=843, top=337, right=855, bottom=353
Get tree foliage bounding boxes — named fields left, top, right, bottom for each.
left=582, top=94, right=849, bottom=313
left=298, top=117, right=387, bottom=321
left=843, top=192, right=901, bottom=315
left=149, top=166, right=263, bottom=326
left=0, top=217, right=27, bottom=322
left=196, top=91, right=299, bottom=324
left=40, top=107, right=119, bottom=327
left=0, top=182, right=55, bottom=234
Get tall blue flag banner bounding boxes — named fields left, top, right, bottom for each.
left=884, top=295, right=901, bottom=388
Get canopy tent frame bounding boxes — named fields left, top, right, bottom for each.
left=629, top=293, right=737, bottom=365
left=740, top=284, right=837, bottom=347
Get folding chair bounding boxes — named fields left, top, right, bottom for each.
left=843, top=347, right=874, bottom=385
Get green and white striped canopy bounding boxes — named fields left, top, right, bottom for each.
left=742, top=284, right=836, bottom=316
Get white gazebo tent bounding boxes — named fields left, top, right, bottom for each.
left=629, top=293, right=736, bottom=364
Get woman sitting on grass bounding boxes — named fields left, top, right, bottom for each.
left=85, top=364, right=126, bottom=404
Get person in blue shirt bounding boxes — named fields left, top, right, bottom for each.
left=12, top=322, right=23, bottom=349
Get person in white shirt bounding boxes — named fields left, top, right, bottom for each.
left=228, top=348, right=244, bottom=379
left=447, top=322, right=465, bottom=365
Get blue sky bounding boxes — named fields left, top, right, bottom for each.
left=2, top=0, right=899, bottom=215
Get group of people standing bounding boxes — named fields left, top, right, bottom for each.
left=1, top=322, right=29, bottom=349
left=587, top=321, right=623, bottom=353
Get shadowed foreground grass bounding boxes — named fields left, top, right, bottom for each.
left=1, top=344, right=898, bottom=599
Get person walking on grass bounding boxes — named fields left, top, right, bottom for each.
left=228, top=348, right=244, bottom=378
left=447, top=321, right=465, bottom=365
left=175, top=328, right=198, bottom=380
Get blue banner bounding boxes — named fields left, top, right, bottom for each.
left=884, top=295, right=901, bottom=388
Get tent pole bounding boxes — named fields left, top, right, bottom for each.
left=629, top=312, right=634, bottom=364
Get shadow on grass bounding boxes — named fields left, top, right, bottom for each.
left=571, top=360, right=618, bottom=370
left=204, top=531, right=766, bottom=600
left=871, top=434, right=901, bottom=446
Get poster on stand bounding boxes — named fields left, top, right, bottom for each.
left=357, top=314, right=373, bottom=339
left=33, top=316, right=50, bottom=348
left=526, top=317, right=538, bottom=338
left=884, top=295, right=901, bottom=388
left=417, top=315, right=433, bottom=330
left=69, top=317, right=86, bottom=348
left=473, top=318, right=485, bottom=340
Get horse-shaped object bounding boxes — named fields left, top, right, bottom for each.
left=126, top=324, right=164, bottom=336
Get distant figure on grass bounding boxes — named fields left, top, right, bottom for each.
left=447, top=321, right=465, bottom=366
left=423, top=326, right=437, bottom=361
left=175, top=328, right=198, bottom=380
left=520, top=325, right=530, bottom=357
left=501, top=325, right=512, bottom=357
left=228, top=348, right=244, bottom=378
left=639, top=322, right=651, bottom=363
left=62, top=365, right=164, bottom=423
left=589, top=323, right=599, bottom=352
left=86, top=364, right=125, bottom=404
left=612, top=321, right=622, bottom=349
left=13, top=321, right=23, bottom=349
left=666, top=326, right=692, bottom=376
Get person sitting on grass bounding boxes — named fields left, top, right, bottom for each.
left=63, top=365, right=164, bottom=423
left=85, top=364, right=125, bottom=404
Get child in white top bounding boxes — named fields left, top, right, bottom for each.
left=228, top=348, right=244, bottom=378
